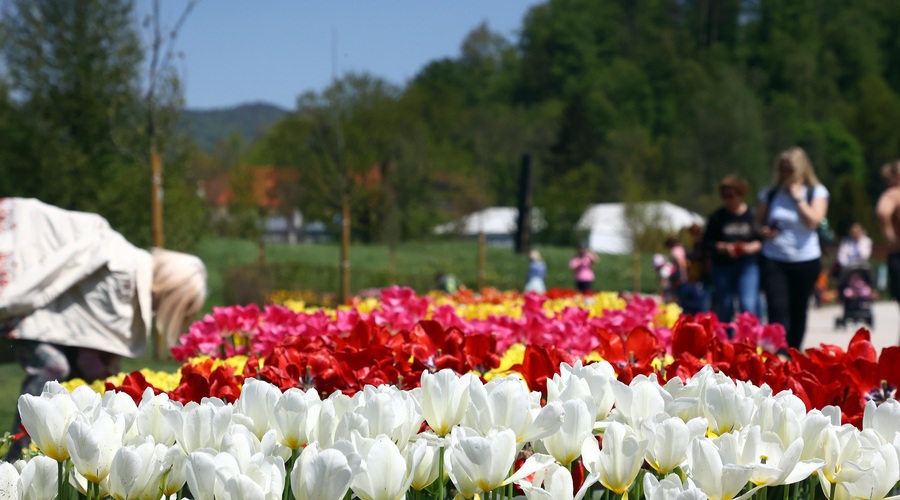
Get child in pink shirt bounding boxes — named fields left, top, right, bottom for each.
left=569, top=245, right=599, bottom=293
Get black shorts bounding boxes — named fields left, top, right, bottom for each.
left=576, top=280, right=593, bottom=293
left=889, top=252, right=900, bottom=300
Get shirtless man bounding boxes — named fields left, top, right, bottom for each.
left=876, top=160, right=900, bottom=306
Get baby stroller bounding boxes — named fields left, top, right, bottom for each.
left=833, top=263, right=874, bottom=329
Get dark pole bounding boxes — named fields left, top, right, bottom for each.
left=515, top=154, right=534, bottom=253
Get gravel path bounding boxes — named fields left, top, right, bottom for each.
left=803, top=300, right=899, bottom=352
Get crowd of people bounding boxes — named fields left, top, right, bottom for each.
left=527, top=146, right=900, bottom=358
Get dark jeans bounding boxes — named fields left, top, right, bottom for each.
left=677, top=282, right=707, bottom=315
left=712, top=256, right=760, bottom=322
left=888, top=252, right=900, bottom=300
left=575, top=280, right=593, bottom=293
left=760, top=256, right=821, bottom=350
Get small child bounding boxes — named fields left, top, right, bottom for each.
left=842, top=274, right=872, bottom=300
left=653, top=253, right=677, bottom=303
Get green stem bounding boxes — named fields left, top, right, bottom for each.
left=759, top=484, right=767, bottom=500
left=507, top=461, right=515, bottom=500
left=64, top=460, right=72, bottom=500
left=284, top=447, right=299, bottom=500
left=438, top=445, right=445, bottom=500
left=829, top=481, right=836, bottom=500
left=159, top=467, right=172, bottom=500
left=58, top=460, right=64, bottom=500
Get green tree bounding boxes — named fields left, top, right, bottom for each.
left=1, top=0, right=143, bottom=212
left=0, top=0, right=204, bottom=250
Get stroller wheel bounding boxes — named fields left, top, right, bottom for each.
left=834, top=317, right=845, bottom=329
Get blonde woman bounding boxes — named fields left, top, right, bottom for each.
left=0, top=197, right=207, bottom=459
left=756, top=147, right=829, bottom=352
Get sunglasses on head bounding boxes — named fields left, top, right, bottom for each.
left=721, top=191, right=739, bottom=199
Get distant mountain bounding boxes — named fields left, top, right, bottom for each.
left=180, top=102, right=290, bottom=152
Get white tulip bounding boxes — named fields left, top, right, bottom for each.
left=216, top=452, right=285, bottom=500
left=163, top=398, right=234, bottom=453
left=464, top=376, right=563, bottom=444
left=685, top=437, right=755, bottom=500
left=102, top=390, right=139, bottom=419
left=819, top=425, right=868, bottom=487
left=751, top=393, right=804, bottom=445
left=539, top=398, right=595, bottom=465
left=610, top=376, right=669, bottom=430
left=16, top=455, right=58, bottom=500
left=260, top=429, right=292, bottom=464
left=307, top=398, right=345, bottom=449
left=862, top=399, right=900, bottom=445
left=582, top=421, right=648, bottom=496
left=131, top=388, right=181, bottom=447
left=351, top=435, right=425, bottom=500
left=840, top=442, right=899, bottom=500
left=446, top=427, right=553, bottom=498
left=518, top=462, right=597, bottom=500
left=185, top=449, right=231, bottom=500
left=701, top=380, right=754, bottom=436
left=291, top=443, right=357, bottom=500
left=407, top=441, right=441, bottom=492
left=643, top=473, right=708, bottom=500
left=70, top=385, right=103, bottom=418
left=222, top=424, right=264, bottom=468
left=642, top=415, right=708, bottom=475
left=234, top=378, right=281, bottom=440
left=220, top=474, right=266, bottom=500
left=0, top=461, right=17, bottom=499
left=107, top=440, right=166, bottom=500
left=797, top=409, right=836, bottom=462
left=355, top=386, right=423, bottom=450
left=270, top=387, right=321, bottom=449
left=548, top=360, right=617, bottom=421
left=17, top=390, right=79, bottom=461
left=419, top=370, right=473, bottom=436
left=660, top=376, right=704, bottom=422
left=65, top=411, right=128, bottom=484
left=721, top=426, right=823, bottom=487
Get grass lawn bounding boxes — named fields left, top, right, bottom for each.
left=1, top=237, right=662, bottom=442
left=195, top=237, right=663, bottom=308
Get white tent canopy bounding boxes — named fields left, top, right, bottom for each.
left=575, top=201, right=704, bottom=254
left=434, top=206, right=544, bottom=236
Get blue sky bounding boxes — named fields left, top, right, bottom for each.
left=139, top=1, right=545, bottom=111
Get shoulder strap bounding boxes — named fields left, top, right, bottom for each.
left=807, top=184, right=814, bottom=204
left=765, top=188, right=778, bottom=222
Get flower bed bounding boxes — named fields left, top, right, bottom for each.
left=4, top=287, right=899, bottom=499
left=171, top=286, right=786, bottom=361
left=5, top=354, right=900, bottom=499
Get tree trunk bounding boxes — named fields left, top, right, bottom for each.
left=478, top=231, right=487, bottom=291
left=340, top=199, right=351, bottom=303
